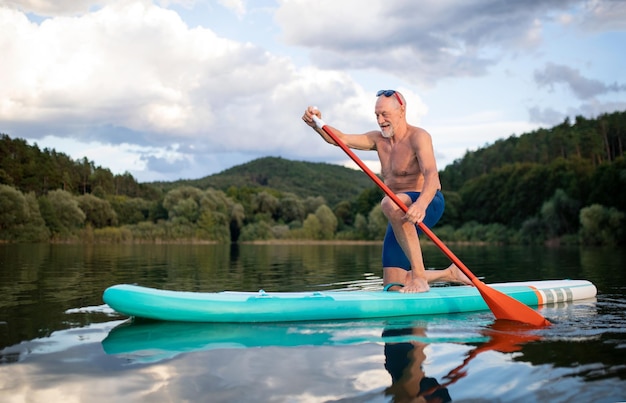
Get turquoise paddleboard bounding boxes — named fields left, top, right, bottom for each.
left=103, top=279, right=596, bottom=323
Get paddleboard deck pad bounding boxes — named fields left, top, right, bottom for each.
left=103, top=279, right=596, bottom=323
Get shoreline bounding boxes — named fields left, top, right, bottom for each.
left=243, top=239, right=383, bottom=245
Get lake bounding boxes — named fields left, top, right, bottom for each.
left=1, top=243, right=625, bottom=402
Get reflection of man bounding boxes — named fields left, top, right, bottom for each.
left=383, top=328, right=452, bottom=402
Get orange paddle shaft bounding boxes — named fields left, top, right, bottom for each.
left=311, top=115, right=551, bottom=327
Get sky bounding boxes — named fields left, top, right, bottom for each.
left=1, top=0, right=625, bottom=182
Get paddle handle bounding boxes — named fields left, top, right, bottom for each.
left=312, top=115, right=479, bottom=283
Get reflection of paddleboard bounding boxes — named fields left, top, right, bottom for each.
left=103, top=279, right=596, bottom=323
left=101, top=315, right=489, bottom=362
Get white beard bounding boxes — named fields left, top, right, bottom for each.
left=381, top=126, right=394, bottom=138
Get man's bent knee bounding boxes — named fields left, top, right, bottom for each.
left=380, top=194, right=410, bottom=217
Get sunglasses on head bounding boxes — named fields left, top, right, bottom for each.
left=376, top=89, right=403, bottom=106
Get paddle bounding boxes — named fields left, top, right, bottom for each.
left=440, top=319, right=543, bottom=386
left=413, top=319, right=543, bottom=395
left=311, top=115, right=551, bottom=327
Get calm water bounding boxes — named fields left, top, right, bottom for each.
left=0, top=243, right=625, bottom=402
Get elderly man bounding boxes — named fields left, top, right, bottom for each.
left=302, top=90, right=471, bottom=293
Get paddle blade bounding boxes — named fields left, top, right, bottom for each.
left=443, top=319, right=543, bottom=385
left=474, top=281, right=551, bottom=327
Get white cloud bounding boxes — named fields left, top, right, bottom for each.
left=0, top=0, right=623, bottom=182
left=534, top=63, right=626, bottom=100
left=581, top=0, right=626, bottom=31
left=2, top=0, right=116, bottom=16
left=1, top=3, right=292, bottom=142
left=275, top=0, right=582, bottom=86
left=218, top=0, right=245, bottom=18
left=0, top=1, right=387, bottom=180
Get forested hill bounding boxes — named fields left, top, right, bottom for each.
left=440, top=110, right=626, bottom=191
left=1, top=109, right=625, bottom=244
left=0, top=134, right=158, bottom=199
left=435, top=109, right=625, bottom=238
left=2, top=109, right=625, bottom=205
left=150, top=157, right=377, bottom=207
left=0, top=135, right=376, bottom=206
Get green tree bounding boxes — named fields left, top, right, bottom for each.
left=302, top=213, right=322, bottom=240
left=0, top=185, right=48, bottom=241
left=439, top=190, right=462, bottom=227
left=108, top=195, right=153, bottom=225
left=315, top=204, right=338, bottom=240
left=193, top=188, right=230, bottom=241
left=0, top=184, right=29, bottom=234
left=149, top=199, right=169, bottom=222
left=21, top=192, right=50, bottom=241
left=519, top=216, right=547, bottom=245
left=278, top=193, right=306, bottom=224
left=354, top=187, right=383, bottom=217
left=303, top=196, right=326, bottom=215
left=539, top=189, right=580, bottom=238
left=579, top=204, right=625, bottom=245
left=239, top=221, right=274, bottom=241
left=588, top=156, right=626, bottom=211
left=459, top=159, right=592, bottom=229
left=333, top=200, right=354, bottom=230
left=230, top=202, right=246, bottom=242
left=353, top=213, right=369, bottom=240
left=367, top=204, right=388, bottom=240
left=77, top=194, right=118, bottom=228
left=91, top=168, right=116, bottom=196
left=252, top=191, right=280, bottom=218
left=0, top=168, right=13, bottom=186
left=42, top=189, right=86, bottom=235
left=163, top=186, right=204, bottom=223
left=197, top=209, right=230, bottom=241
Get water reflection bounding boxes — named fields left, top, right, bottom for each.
left=382, top=320, right=542, bottom=402
left=383, top=326, right=453, bottom=402
left=101, top=315, right=489, bottom=364
left=579, top=246, right=626, bottom=294
left=2, top=297, right=623, bottom=402
left=101, top=315, right=546, bottom=403
left=2, top=243, right=626, bottom=401
left=0, top=243, right=382, bottom=348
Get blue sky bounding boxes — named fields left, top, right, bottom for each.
left=1, top=0, right=625, bottom=182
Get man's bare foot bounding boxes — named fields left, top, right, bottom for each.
left=448, top=264, right=474, bottom=286
left=399, top=276, right=430, bottom=293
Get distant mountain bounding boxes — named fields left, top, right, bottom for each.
left=149, top=156, right=378, bottom=207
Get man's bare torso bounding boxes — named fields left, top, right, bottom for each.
left=374, top=126, right=425, bottom=193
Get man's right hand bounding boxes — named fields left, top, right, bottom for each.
left=302, top=106, right=322, bottom=128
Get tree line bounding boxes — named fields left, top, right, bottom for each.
left=0, top=134, right=159, bottom=199
left=1, top=110, right=625, bottom=245
left=438, top=110, right=626, bottom=245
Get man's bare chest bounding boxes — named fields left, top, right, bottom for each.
left=379, top=142, right=420, bottom=177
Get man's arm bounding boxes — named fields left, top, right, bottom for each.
left=313, top=125, right=379, bottom=151
left=303, top=106, right=377, bottom=151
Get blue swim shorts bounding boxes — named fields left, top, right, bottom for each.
left=381, top=190, right=445, bottom=271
